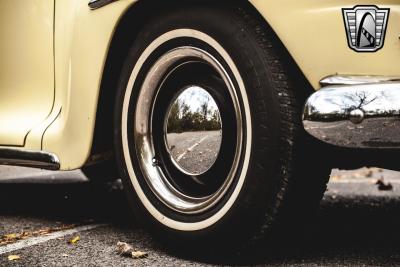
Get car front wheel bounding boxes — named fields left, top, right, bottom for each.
left=114, top=3, right=330, bottom=251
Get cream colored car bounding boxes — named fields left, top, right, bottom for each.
left=1, top=0, right=399, bottom=250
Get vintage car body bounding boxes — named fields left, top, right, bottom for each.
left=0, top=0, right=398, bottom=170
left=1, top=0, right=399, bottom=249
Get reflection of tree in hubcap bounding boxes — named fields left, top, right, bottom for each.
left=165, top=87, right=222, bottom=175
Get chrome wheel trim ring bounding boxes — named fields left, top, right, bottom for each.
left=122, top=29, right=252, bottom=231
left=163, top=86, right=223, bottom=177
left=135, top=46, right=241, bottom=214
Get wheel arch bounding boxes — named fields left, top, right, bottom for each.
left=89, top=0, right=311, bottom=163
left=42, top=0, right=400, bottom=170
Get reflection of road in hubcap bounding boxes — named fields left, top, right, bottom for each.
left=165, top=87, right=222, bottom=175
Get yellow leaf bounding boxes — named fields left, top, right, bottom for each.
left=8, top=255, right=20, bottom=261
left=69, top=236, right=80, bottom=244
left=131, top=251, right=148, bottom=259
left=4, top=233, right=18, bottom=239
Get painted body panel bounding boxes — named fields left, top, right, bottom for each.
left=0, top=0, right=54, bottom=146
left=1, top=0, right=399, bottom=169
left=40, top=0, right=138, bottom=169
left=43, top=0, right=400, bottom=170
left=250, top=0, right=400, bottom=89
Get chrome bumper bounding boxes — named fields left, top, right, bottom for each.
left=303, top=77, right=400, bottom=148
left=0, top=148, right=60, bottom=170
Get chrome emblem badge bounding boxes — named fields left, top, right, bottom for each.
left=342, top=5, right=390, bottom=52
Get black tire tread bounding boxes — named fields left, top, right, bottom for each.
left=114, top=2, right=331, bottom=253
left=232, top=6, right=330, bottom=243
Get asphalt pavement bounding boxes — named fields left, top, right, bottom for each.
left=166, top=131, right=222, bottom=174
left=0, top=166, right=399, bottom=266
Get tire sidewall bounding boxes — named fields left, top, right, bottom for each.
left=114, top=5, right=283, bottom=246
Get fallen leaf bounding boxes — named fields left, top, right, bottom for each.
left=0, top=224, right=77, bottom=246
left=131, top=251, right=148, bottom=259
left=8, top=255, right=20, bottom=261
left=69, top=236, right=80, bottom=244
left=117, top=242, right=148, bottom=259
left=117, top=241, right=134, bottom=256
left=375, top=177, right=393, bottom=191
left=4, top=233, right=18, bottom=239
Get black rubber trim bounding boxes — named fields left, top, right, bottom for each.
left=88, top=0, right=117, bottom=10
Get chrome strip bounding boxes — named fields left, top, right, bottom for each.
left=320, top=75, right=400, bottom=87
left=303, top=82, right=400, bottom=148
left=0, top=148, right=60, bottom=170
left=88, top=0, right=117, bottom=10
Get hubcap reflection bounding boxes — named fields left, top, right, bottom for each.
left=131, top=46, right=244, bottom=214
left=165, top=87, right=222, bottom=176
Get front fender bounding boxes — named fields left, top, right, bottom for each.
left=41, top=0, right=400, bottom=169
left=40, top=0, right=138, bottom=170
left=250, top=0, right=400, bottom=89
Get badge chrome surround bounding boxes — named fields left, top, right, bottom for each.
left=342, top=5, right=390, bottom=52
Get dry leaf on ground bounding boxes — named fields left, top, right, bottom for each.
left=131, top=251, right=148, bottom=259
left=117, top=242, right=134, bottom=256
left=375, top=177, right=393, bottom=191
left=68, top=236, right=80, bottom=244
left=117, top=242, right=148, bottom=259
left=8, top=255, right=20, bottom=261
left=4, top=234, right=18, bottom=239
left=0, top=224, right=76, bottom=246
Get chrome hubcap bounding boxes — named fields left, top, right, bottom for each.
left=133, top=46, right=244, bottom=214
left=165, top=86, right=223, bottom=176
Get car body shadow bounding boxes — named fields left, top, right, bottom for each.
left=0, top=181, right=399, bottom=265
left=0, top=181, right=134, bottom=226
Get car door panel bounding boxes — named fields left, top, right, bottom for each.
left=0, top=0, right=54, bottom=146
